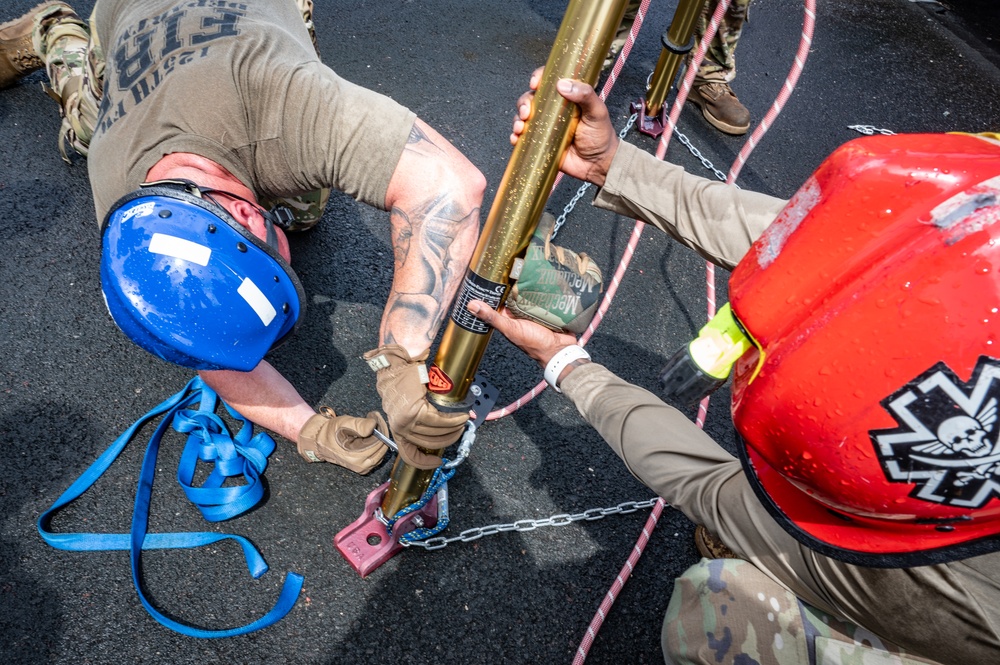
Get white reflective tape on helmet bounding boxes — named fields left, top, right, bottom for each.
left=149, top=233, right=212, bottom=266
left=238, top=277, right=277, bottom=326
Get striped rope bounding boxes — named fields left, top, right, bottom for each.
left=573, top=496, right=667, bottom=664
left=572, top=3, right=732, bottom=660
left=543, top=0, right=649, bottom=220
left=728, top=0, right=816, bottom=182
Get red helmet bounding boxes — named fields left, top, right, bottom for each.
left=728, top=132, right=1000, bottom=566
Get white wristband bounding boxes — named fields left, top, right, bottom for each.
left=544, top=345, right=591, bottom=393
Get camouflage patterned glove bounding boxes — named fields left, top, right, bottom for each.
left=508, top=213, right=603, bottom=334
left=297, top=407, right=389, bottom=475
left=363, top=344, right=469, bottom=470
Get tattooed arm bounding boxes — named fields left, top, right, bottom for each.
left=380, top=118, right=485, bottom=356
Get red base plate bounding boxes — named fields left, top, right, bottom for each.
left=334, top=480, right=438, bottom=578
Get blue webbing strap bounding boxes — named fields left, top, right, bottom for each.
left=173, top=391, right=275, bottom=523
left=37, top=376, right=303, bottom=638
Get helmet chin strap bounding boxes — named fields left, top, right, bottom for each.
left=140, top=178, right=294, bottom=251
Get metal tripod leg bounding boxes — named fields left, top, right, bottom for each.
left=334, top=375, right=498, bottom=577
left=635, top=0, right=710, bottom=137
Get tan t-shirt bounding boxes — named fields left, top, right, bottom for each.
left=88, top=0, right=416, bottom=223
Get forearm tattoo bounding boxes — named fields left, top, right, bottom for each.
left=382, top=128, right=479, bottom=347
left=385, top=195, right=478, bottom=346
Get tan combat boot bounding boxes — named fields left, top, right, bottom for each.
left=0, top=2, right=67, bottom=89
left=694, top=525, right=741, bottom=559
left=687, top=81, right=752, bottom=135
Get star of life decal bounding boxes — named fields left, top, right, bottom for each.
left=871, top=356, right=1000, bottom=508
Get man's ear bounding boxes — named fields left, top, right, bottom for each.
left=226, top=199, right=261, bottom=229
left=221, top=197, right=292, bottom=262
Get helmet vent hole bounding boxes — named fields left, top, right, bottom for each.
left=282, top=303, right=290, bottom=313
left=208, top=224, right=217, bottom=233
left=237, top=242, right=248, bottom=253
left=158, top=210, right=171, bottom=218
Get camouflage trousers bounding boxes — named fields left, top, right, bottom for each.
left=30, top=0, right=327, bottom=231
left=692, top=0, right=750, bottom=84
left=662, top=559, right=942, bottom=665
left=614, top=0, right=749, bottom=84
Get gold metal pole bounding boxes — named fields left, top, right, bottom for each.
left=644, top=0, right=708, bottom=116
left=380, top=455, right=434, bottom=519
left=380, top=0, right=630, bottom=519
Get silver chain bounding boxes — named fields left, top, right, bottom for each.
left=848, top=124, right=896, bottom=136
left=551, top=182, right=596, bottom=240
left=551, top=112, right=640, bottom=240
left=402, top=497, right=661, bottom=550
left=673, top=126, right=735, bottom=185
left=551, top=109, right=757, bottom=239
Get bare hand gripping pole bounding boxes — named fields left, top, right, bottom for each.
left=379, top=0, right=630, bottom=519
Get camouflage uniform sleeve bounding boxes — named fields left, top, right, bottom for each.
left=591, top=141, right=787, bottom=271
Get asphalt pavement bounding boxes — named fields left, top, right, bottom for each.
left=2, top=0, right=999, bottom=663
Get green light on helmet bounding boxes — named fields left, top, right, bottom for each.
left=659, top=303, right=752, bottom=405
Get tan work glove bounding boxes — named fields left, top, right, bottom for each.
left=297, top=407, right=389, bottom=475
left=363, top=344, right=469, bottom=470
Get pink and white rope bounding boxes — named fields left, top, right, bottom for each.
left=599, top=0, right=651, bottom=101
left=728, top=0, right=816, bottom=183
left=544, top=0, right=651, bottom=213
left=659, top=0, right=734, bottom=430
left=572, top=4, right=732, bottom=662
left=489, top=0, right=737, bottom=422
left=470, top=0, right=815, bottom=658
left=572, top=494, right=667, bottom=665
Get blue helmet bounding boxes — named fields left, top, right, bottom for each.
left=100, top=180, right=306, bottom=371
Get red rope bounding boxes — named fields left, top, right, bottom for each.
left=466, top=0, right=815, bottom=658
left=572, top=3, right=731, bottom=660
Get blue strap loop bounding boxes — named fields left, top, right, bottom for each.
left=386, top=461, right=455, bottom=545
left=37, top=376, right=303, bottom=638
left=173, top=391, right=277, bottom=522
